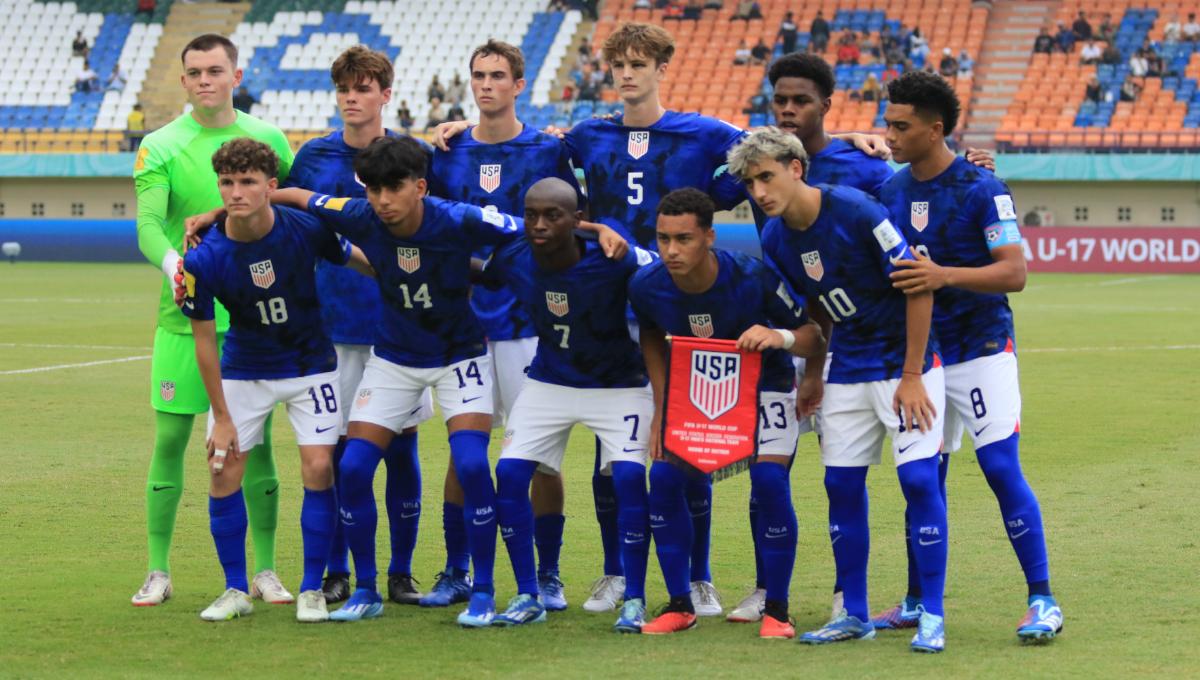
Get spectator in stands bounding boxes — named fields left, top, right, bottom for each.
left=776, top=11, right=799, bottom=55
left=560, top=82, right=575, bottom=102
left=938, top=47, right=958, bottom=77
left=1185, top=14, right=1200, bottom=42
left=1097, top=13, right=1115, bottom=44
left=547, top=0, right=567, bottom=10
left=425, top=97, right=446, bottom=131
left=663, top=1, right=684, bottom=20
left=634, top=0, right=651, bottom=9
left=445, top=73, right=466, bottom=105
left=599, top=60, right=613, bottom=87
left=1119, top=76, right=1141, bottom=102
left=136, top=0, right=156, bottom=19
left=683, top=0, right=702, bottom=20
left=730, top=1, right=761, bottom=21
left=733, top=40, right=752, bottom=65
left=1129, top=48, right=1149, bottom=78
left=126, top=103, right=146, bottom=152
left=427, top=75, right=445, bottom=103
left=447, top=100, right=465, bottom=122
left=74, top=60, right=99, bottom=93
left=1072, top=10, right=1092, bottom=42
left=1101, top=41, right=1122, bottom=65
left=958, top=50, right=973, bottom=77
left=810, top=10, right=831, bottom=53
left=397, top=100, right=414, bottom=133
left=882, top=62, right=901, bottom=85
left=859, top=73, right=881, bottom=101
left=908, top=28, right=929, bottom=63
left=860, top=34, right=880, bottom=63
left=1033, top=28, right=1054, bottom=54
left=1146, top=48, right=1164, bottom=77
left=1164, top=14, right=1182, bottom=44
left=106, top=64, right=127, bottom=92
left=705, top=0, right=724, bottom=9
left=836, top=33, right=861, bottom=65
left=1084, top=76, right=1102, bottom=103
left=1055, top=22, right=1075, bottom=53
left=1080, top=39, right=1102, bottom=64
left=232, top=86, right=256, bottom=113
left=744, top=87, right=768, bottom=114
left=751, top=38, right=770, bottom=64
left=72, top=31, right=89, bottom=58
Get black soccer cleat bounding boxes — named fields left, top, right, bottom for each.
left=388, top=573, right=423, bottom=605
left=322, top=573, right=351, bottom=604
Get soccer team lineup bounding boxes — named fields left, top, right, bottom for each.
left=122, top=19, right=1055, bottom=653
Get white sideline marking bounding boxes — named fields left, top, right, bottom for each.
left=0, top=354, right=151, bottom=375
left=0, top=297, right=143, bottom=304
left=1096, top=276, right=1158, bottom=287
left=1023, top=344, right=1200, bottom=354
left=0, top=342, right=150, bottom=351
left=1024, top=275, right=1167, bottom=292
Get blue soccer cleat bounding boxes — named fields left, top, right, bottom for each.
left=456, top=592, right=497, bottom=628
left=1017, top=595, right=1063, bottom=643
left=492, top=593, right=547, bottom=627
left=419, top=569, right=472, bottom=608
left=613, top=598, right=646, bottom=634
left=870, top=595, right=922, bottom=630
left=538, top=572, right=568, bottom=612
left=329, top=588, right=384, bottom=622
left=910, top=610, right=945, bottom=653
left=798, top=610, right=876, bottom=645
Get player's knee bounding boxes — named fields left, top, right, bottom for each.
left=610, top=462, right=648, bottom=507
left=897, top=456, right=941, bottom=502
left=823, top=465, right=868, bottom=508
left=649, top=461, right=687, bottom=499
left=750, top=462, right=789, bottom=504
left=339, top=439, right=382, bottom=491
left=496, top=459, right=537, bottom=499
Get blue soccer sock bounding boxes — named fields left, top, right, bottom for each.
left=977, top=433, right=1051, bottom=595
left=685, top=475, right=713, bottom=583
left=383, top=430, right=421, bottom=576
left=648, top=461, right=692, bottom=599
left=751, top=462, right=797, bottom=604
left=534, top=513, right=565, bottom=577
left=593, top=440, right=622, bottom=577
left=209, top=490, right=249, bottom=593
left=905, top=453, right=949, bottom=599
left=824, top=466, right=870, bottom=621
left=496, top=459, right=539, bottom=596
left=339, top=438, right=384, bottom=592
left=326, top=438, right=351, bottom=576
left=300, top=487, right=337, bottom=593
left=897, top=456, right=948, bottom=617
left=449, top=430, right=496, bottom=595
left=612, top=461, right=650, bottom=600
left=749, top=494, right=766, bottom=589
left=442, top=501, right=469, bottom=574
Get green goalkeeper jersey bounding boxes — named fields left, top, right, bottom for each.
left=134, top=110, right=294, bottom=335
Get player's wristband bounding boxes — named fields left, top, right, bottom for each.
left=774, top=328, right=796, bottom=350
left=902, top=370, right=922, bottom=377
left=161, top=249, right=182, bottom=282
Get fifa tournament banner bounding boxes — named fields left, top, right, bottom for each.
left=662, top=336, right=762, bottom=481
left=1021, top=227, right=1200, bottom=273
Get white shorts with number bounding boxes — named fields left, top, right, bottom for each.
left=757, top=390, right=803, bottom=457
left=350, top=350, right=493, bottom=431
left=207, top=370, right=342, bottom=449
left=816, top=367, right=946, bottom=467
left=335, top=344, right=433, bottom=436
left=500, top=379, right=652, bottom=474
left=942, top=351, right=1021, bottom=453
left=488, top=337, right=538, bottom=428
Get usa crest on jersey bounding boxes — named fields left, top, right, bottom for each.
left=801, top=251, right=824, bottom=281
left=160, top=380, right=175, bottom=402
left=545, top=291, right=569, bottom=317
left=688, top=313, right=714, bottom=338
left=396, top=247, right=420, bottom=274
left=690, top=350, right=741, bottom=419
left=248, top=260, right=275, bottom=289
left=479, top=164, right=501, bottom=194
left=628, top=131, right=650, bottom=159
left=911, top=201, right=930, bottom=231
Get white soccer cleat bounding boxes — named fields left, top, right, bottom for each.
left=250, top=570, right=294, bottom=604
left=296, top=590, right=329, bottom=623
left=200, top=588, right=253, bottom=621
left=131, top=570, right=172, bottom=607
left=727, top=587, right=766, bottom=622
left=691, top=580, right=723, bottom=617
left=582, top=575, right=626, bottom=612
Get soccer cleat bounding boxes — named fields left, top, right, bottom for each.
left=641, top=609, right=698, bottom=635
left=296, top=589, right=330, bottom=623
left=613, top=598, right=646, bottom=634
left=1017, top=595, right=1063, bottom=643
left=419, top=570, right=472, bottom=607
left=798, top=610, right=876, bottom=644
left=871, top=595, right=922, bottom=630
left=131, top=571, right=172, bottom=607
left=582, top=575, right=626, bottom=612
left=199, top=588, right=253, bottom=622
left=250, top=570, right=294, bottom=604
left=690, top=580, right=723, bottom=616
left=329, top=588, right=384, bottom=622
left=321, top=573, right=350, bottom=604
left=538, top=572, right=568, bottom=612
left=911, top=610, right=945, bottom=653
left=760, top=613, right=796, bottom=639
left=456, top=592, right=497, bottom=628
left=727, top=587, right=766, bottom=623
left=492, top=593, right=547, bottom=627
left=387, top=573, right=423, bottom=605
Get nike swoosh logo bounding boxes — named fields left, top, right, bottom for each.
left=898, top=442, right=917, bottom=454
left=973, top=424, right=990, bottom=436
left=830, top=535, right=842, bottom=545
left=265, top=485, right=279, bottom=496
left=400, top=511, right=420, bottom=519
left=316, top=195, right=329, bottom=206
left=765, top=533, right=787, bottom=540
left=152, top=485, right=175, bottom=492
left=623, top=538, right=644, bottom=544
left=462, top=396, right=482, bottom=403
left=1009, top=528, right=1030, bottom=540
left=183, top=301, right=194, bottom=310
left=759, top=438, right=779, bottom=445
left=472, top=517, right=492, bottom=526
left=410, top=405, right=423, bottom=415
left=649, top=523, right=667, bottom=529
left=316, top=425, right=337, bottom=433
left=622, top=447, right=643, bottom=453
left=918, top=538, right=942, bottom=546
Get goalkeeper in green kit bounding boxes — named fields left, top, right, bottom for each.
left=132, top=34, right=296, bottom=606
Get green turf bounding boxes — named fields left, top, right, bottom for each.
left=1, top=264, right=1198, bottom=678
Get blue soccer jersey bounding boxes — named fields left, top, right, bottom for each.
left=428, top=124, right=582, bottom=342
left=181, top=205, right=348, bottom=380
left=627, top=249, right=807, bottom=393
left=879, top=157, right=1021, bottom=365
left=760, top=184, right=938, bottom=384
left=565, top=111, right=747, bottom=248
left=485, top=236, right=655, bottom=389
left=306, top=193, right=521, bottom=368
left=283, top=129, right=431, bottom=346
left=806, top=137, right=894, bottom=198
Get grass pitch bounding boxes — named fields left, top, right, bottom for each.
left=1, top=263, right=1198, bottom=679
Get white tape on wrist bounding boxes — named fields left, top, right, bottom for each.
left=161, top=249, right=181, bottom=281
left=775, top=328, right=796, bottom=350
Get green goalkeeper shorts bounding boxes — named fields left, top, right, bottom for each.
left=150, top=327, right=224, bottom=414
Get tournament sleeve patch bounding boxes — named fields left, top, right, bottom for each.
left=872, top=219, right=903, bottom=252
left=634, top=246, right=655, bottom=266
left=984, top=220, right=1023, bottom=250
left=775, top=281, right=804, bottom=318
left=993, top=194, right=1017, bottom=221
left=323, top=196, right=351, bottom=211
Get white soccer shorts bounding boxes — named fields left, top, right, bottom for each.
left=757, top=390, right=803, bottom=457
left=500, top=379, right=653, bottom=474
left=349, top=350, right=494, bottom=431
left=942, top=350, right=1022, bottom=453
left=206, top=370, right=342, bottom=449
left=816, top=366, right=946, bottom=467
left=487, top=336, right=538, bottom=428
left=335, top=343, right=433, bottom=435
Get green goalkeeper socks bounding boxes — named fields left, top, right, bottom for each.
left=145, top=411, right=193, bottom=573
left=242, top=417, right=279, bottom=573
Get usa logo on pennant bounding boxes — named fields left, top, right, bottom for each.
left=911, top=201, right=930, bottom=231
left=690, top=350, right=741, bottom=420
left=545, top=291, right=569, bottom=317
left=479, top=164, right=501, bottom=194
left=396, top=247, right=420, bottom=273
left=688, top=313, right=714, bottom=338
left=627, top=131, right=650, bottom=159
left=248, top=260, right=275, bottom=289
left=801, top=250, right=824, bottom=281
left=160, top=380, right=175, bottom=402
